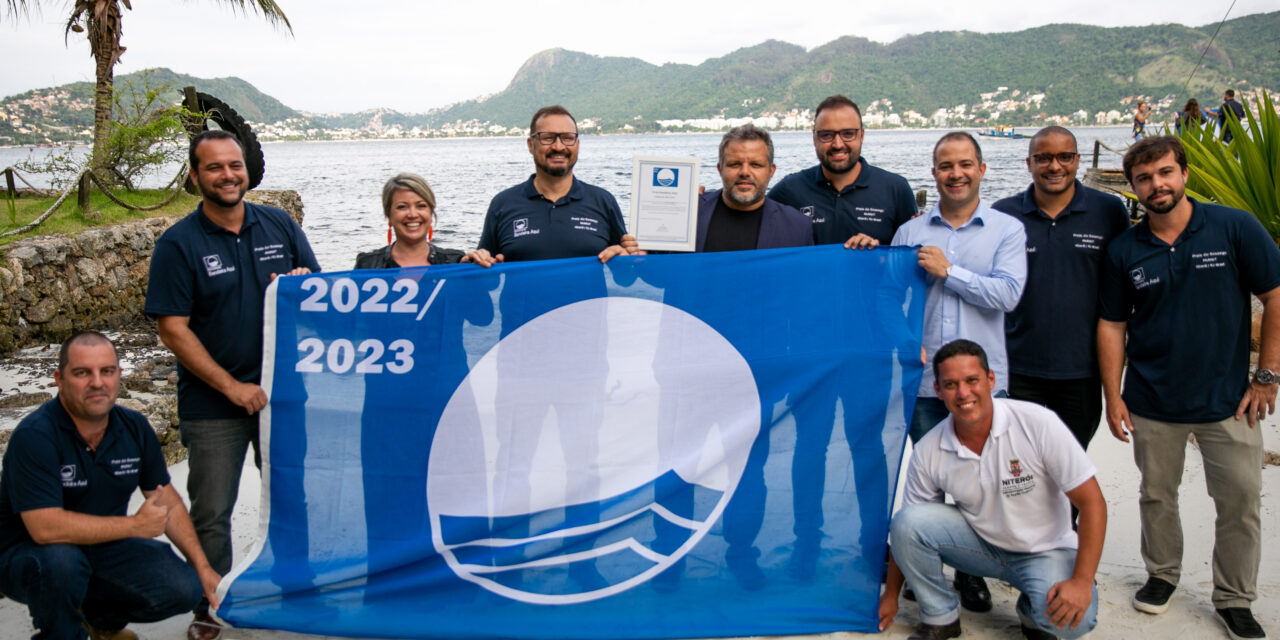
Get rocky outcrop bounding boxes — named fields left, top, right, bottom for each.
left=0, top=190, right=303, bottom=354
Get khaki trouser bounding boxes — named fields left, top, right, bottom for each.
left=1131, top=413, right=1263, bottom=608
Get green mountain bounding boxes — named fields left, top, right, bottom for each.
left=0, top=67, right=302, bottom=145
left=426, top=11, right=1280, bottom=129
left=2, top=12, right=1277, bottom=143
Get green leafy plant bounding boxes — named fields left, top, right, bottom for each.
left=1178, top=90, right=1280, bottom=240
left=17, top=72, right=198, bottom=191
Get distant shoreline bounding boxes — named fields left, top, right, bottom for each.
left=0, top=125, right=1138, bottom=151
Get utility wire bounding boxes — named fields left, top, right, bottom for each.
left=1183, top=0, right=1238, bottom=97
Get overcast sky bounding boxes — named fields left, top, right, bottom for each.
left=1, top=0, right=1272, bottom=113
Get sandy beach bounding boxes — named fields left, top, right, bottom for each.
left=0, top=409, right=1274, bottom=640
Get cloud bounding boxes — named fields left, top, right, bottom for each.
left=2, top=0, right=1274, bottom=113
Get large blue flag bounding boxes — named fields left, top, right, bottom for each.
left=218, top=245, right=926, bottom=638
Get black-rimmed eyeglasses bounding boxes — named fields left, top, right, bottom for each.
left=531, top=132, right=579, bottom=146
left=815, top=128, right=861, bottom=143
left=1030, top=152, right=1079, bottom=166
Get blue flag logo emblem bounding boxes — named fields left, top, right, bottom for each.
left=427, top=298, right=759, bottom=604
left=652, top=167, right=679, bottom=188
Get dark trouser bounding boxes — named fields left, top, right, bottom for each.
left=0, top=538, right=202, bottom=640
left=908, top=397, right=951, bottom=444
left=1007, top=373, right=1103, bottom=450
left=178, top=416, right=260, bottom=579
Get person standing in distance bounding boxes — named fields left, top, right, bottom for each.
left=145, top=129, right=320, bottom=640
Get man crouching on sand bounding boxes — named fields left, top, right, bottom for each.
left=880, top=339, right=1106, bottom=640
left=0, top=331, right=219, bottom=640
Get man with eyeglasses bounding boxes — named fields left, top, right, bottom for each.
left=464, top=104, right=632, bottom=265
left=461, top=106, right=633, bottom=592
left=992, top=126, right=1128, bottom=458
left=768, top=95, right=918, bottom=585
left=769, top=95, right=917, bottom=248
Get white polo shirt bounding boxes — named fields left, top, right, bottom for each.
left=903, top=398, right=1096, bottom=553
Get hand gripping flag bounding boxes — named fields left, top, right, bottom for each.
left=218, top=244, right=926, bottom=638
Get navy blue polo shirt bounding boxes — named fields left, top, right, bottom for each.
left=0, top=399, right=169, bottom=552
left=768, top=160, right=917, bottom=245
left=145, top=202, right=320, bottom=419
left=478, top=176, right=626, bottom=262
left=1099, top=199, right=1280, bottom=422
left=993, top=181, right=1129, bottom=379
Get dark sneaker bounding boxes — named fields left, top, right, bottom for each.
left=1021, top=623, right=1058, bottom=640
left=907, top=619, right=961, bottom=640
left=82, top=622, right=138, bottom=640
left=1131, top=577, right=1176, bottom=614
left=1217, top=607, right=1267, bottom=640
left=954, top=570, right=992, bottom=612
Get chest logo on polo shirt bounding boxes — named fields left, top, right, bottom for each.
left=1130, top=266, right=1160, bottom=290
left=1073, top=232, right=1104, bottom=251
left=801, top=206, right=815, bottom=218
left=202, top=254, right=234, bottom=277
left=513, top=218, right=539, bottom=239
left=1192, top=250, right=1228, bottom=270
left=60, top=464, right=87, bottom=488
left=111, top=456, right=141, bottom=478
left=1000, top=459, right=1035, bottom=497
left=570, top=216, right=602, bottom=233
left=854, top=205, right=885, bottom=223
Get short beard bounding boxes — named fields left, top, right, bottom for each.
left=537, top=152, right=575, bottom=178
left=1144, top=189, right=1184, bottom=214
left=820, top=152, right=857, bottom=175
left=726, top=185, right=764, bottom=208
left=203, top=184, right=245, bottom=208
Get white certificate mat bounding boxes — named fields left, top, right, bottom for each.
left=629, top=156, right=700, bottom=252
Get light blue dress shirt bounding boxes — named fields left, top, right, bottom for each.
left=892, top=201, right=1028, bottom=397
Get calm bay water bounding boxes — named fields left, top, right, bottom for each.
left=2, top=126, right=1137, bottom=271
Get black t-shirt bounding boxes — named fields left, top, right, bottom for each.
left=703, top=198, right=763, bottom=252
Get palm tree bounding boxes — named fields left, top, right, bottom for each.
left=3, top=1, right=291, bottom=178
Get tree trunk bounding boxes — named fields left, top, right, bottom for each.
left=90, top=25, right=114, bottom=182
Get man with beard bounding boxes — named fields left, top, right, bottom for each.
left=696, top=123, right=812, bottom=251
left=992, top=127, right=1128, bottom=456
left=768, top=95, right=917, bottom=582
left=145, top=129, right=319, bottom=640
left=1098, top=136, right=1278, bottom=640
left=464, top=105, right=630, bottom=265
left=769, top=95, right=917, bottom=247
left=890, top=132, right=1026, bottom=613
left=460, top=107, right=633, bottom=593
left=681, top=123, right=811, bottom=589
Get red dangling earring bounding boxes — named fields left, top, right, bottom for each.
left=428, top=225, right=434, bottom=242
left=387, top=221, right=392, bottom=245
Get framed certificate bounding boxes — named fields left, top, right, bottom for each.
left=628, top=156, right=700, bottom=252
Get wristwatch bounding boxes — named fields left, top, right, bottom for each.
left=1253, top=368, right=1278, bottom=385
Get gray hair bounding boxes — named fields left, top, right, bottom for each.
left=718, top=123, right=775, bottom=166
left=381, top=173, right=437, bottom=222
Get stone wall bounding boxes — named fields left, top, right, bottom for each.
left=0, top=191, right=304, bottom=354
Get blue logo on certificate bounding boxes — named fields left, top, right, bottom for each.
left=652, top=167, right=679, bottom=188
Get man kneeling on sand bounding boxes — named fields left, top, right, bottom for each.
left=879, top=339, right=1107, bottom=640
left=0, top=331, right=220, bottom=640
